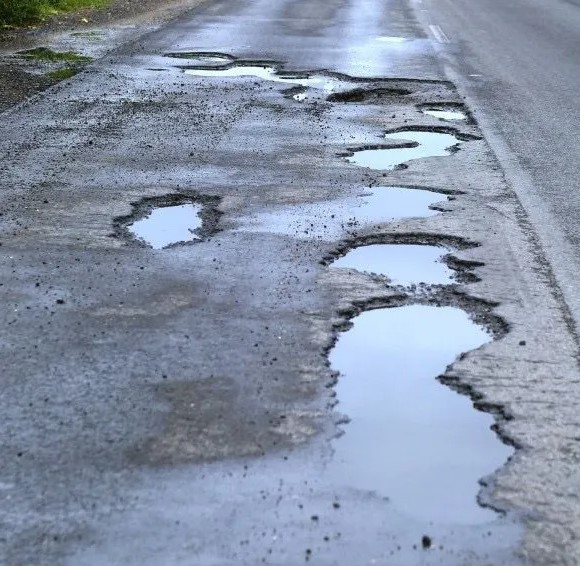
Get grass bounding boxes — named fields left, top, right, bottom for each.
left=18, top=46, right=93, bottom=62
left=46, top=66, right=76, bottom=79
left=1, top=0, right=108, bottom=27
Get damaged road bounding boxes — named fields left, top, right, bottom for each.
left=1, top=0, right=580, bottom=564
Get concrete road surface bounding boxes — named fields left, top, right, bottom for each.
left=1, top=0, right=580, bottom=564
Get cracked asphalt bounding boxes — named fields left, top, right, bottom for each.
left=1, top=0, right=580, bottom=564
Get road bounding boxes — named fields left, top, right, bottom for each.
left=418, top=0, right=580, bottom=332
left=1, top=0, right=580, bottom=564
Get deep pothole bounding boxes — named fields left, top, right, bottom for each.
left=344, top=129, right=472, bottom=171
left=113, top=194, right=221, bottom=249
left=328, top=304, right=512, bottom=524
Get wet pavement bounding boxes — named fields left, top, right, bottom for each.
left=237, top=186, right=449, bottom=239
left=1, top=0, right=579, bottom=564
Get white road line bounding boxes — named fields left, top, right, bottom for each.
left=429, top=24, right=450, bottom=44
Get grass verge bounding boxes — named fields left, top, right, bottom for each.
left=18, top=46, right=93, bottom=62
left=1, top=0, right=109, bottom=27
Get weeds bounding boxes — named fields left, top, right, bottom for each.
left=1, top=0, right=108, bottom=27
left=46, top=66, right=76, bottom=79
left=19, top=47, right=93, bottom=62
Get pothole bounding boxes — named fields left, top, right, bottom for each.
left=330, top=243, right=453, bottom=286
left=129, top=204, right=202, bottom=249
left=326, top=87, right=412, bottom=103
left=236, top=186, right=449, bottom=240
left=181, top=61, right=343, bottom=96
left=328, top=304, right=512, bottom=524
left=164, top=52, right=235, bottom=66
left=113, top=194, right=220, bottom=249
left=375, top=36, right=408, bottom=43
left=422, top=107, right=468, bottom=121
left=345, top=129, right=469, bottom=170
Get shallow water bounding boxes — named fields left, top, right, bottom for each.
left=422, top=108, right=468, bottom=121
left=184, top=64, right=340, bottom=93
left=128, top=204, right=203, bottom=249
left=331, top=243, right=453, bottom=285
left=237, top=186, right=447, bottom=239
left=346, top=130, right=463, bottom=170
left=329, top=305, right=512, bottom=525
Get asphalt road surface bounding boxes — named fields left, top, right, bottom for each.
left=418, top=0, right=580, bottom=331
left=1, top=0, right=580, bottom=564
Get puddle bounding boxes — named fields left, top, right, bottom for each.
left=422, top=107, right=468, bottom=121
left=329, top=305, right=512, bottom=524
left=346, top=130, right=464, bottom=170
left=237, top=186, right=447, bottom=240
left=331, top=244, right=453, bottom=285
left=128, top=204, right=203, bottom=249
left=376, top=36, right=407, bottom=43
left=184, top=63, right=341, bottom=94
left=164, top=52, right=234, bottom=66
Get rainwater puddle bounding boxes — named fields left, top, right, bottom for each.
left=164, top=52, right=234, bottom=66
left=422, top=107, right=468, bottom=121
left=331, top=244, right=452, bottom=286
left=184, top=64, right=340, bottom=94
left=238, top=186, right=447, bottom=240
left=376, top=36, right=407, bottom=43
left=329, top=305, right=512, bottom=524
left=128, top=204, right=203, bottom=249
left=346, top=130, right=464, bottom=170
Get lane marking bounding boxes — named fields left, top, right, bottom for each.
left=429, top=24, right=450, bottom=44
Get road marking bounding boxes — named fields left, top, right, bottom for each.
left=429, top=24, right=450, bottom=44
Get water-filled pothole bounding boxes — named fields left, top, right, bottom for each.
left=376, top=36, right=408, bottom=43
left=331, top=244, right=453, bottom=286
left=114, top=194, right=220, bottom=249
left=237, top=187, right=448, bottom=240
left=422, top=107, right=468, bottom=121
left=129, top=204, right=203, bottom=249
left=183, top=63, right=341, bottom=95
left=164, top=52, right=235, bottom=66
left=329, top=305, right=512, bottom=524
left=345, top=130, right=466, bottom=170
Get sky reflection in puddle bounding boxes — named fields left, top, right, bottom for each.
left=346, top=130, right=463, bottom=170
left=329, top=305, right=512, bottom=525
left=237, top=187, right=447, bottom=240
left=422, top=108, right=468, bottom=121
left=331, top=243, right=452, bottom=285
left=128, top=204, right=202, bottom=249
left=184, top=64, right=340, bottom=93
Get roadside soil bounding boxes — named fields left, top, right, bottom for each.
left=0, top=0, right=205, bottom=112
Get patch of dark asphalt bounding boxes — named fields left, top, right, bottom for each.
left=129, top=377, right=321, bottom=466
left=111, top=193, right=221, bottom=249
left=326, top=86, right=413, bottom=102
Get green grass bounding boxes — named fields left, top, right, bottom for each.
left=18, top=47, right=93, bottom=62
left=46, top=66, right=76, bottom=79
left=1, top=0, right=108, bottom=26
